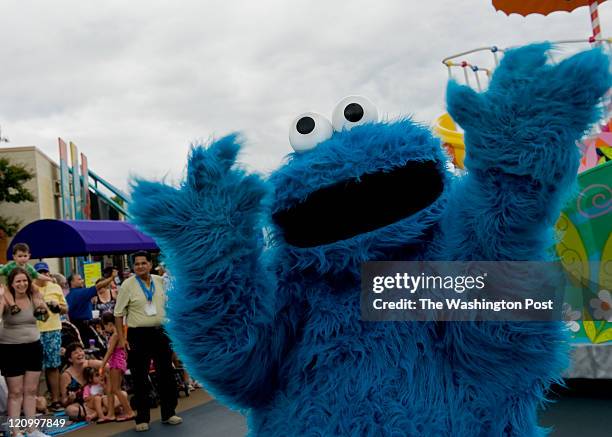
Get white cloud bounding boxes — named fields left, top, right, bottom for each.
left=0, top=0, right=609, bottom=189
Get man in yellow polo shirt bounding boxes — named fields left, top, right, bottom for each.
left=114, top=251, right=181, bottom=432
left=34, top=262, right=68, bottom=412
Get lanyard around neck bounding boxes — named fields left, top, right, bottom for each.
left=135, top=276, right=155, bottom=302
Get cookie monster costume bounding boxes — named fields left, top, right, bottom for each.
left=129, top=44, right=611, bottom=436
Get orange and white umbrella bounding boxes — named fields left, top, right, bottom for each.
left=493, top=0, right=607, bottom=40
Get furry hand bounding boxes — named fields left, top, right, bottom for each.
left=129, top=134, right=268, bottom=250
left=446, top=43, right=611, bottom=177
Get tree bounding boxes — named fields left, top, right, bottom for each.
left=0, top=157, right=35, bottom=236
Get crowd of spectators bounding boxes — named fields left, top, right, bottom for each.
left=0, top=244, right=189, bottom=436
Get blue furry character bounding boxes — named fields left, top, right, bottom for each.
left=129, top=44, right=610, bottom=436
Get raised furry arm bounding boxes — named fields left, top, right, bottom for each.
left=431, top=45, right=611, bottom=435
left=439, top=44, right=611, bottom=260
left=129, top=134, right=289, bottom=409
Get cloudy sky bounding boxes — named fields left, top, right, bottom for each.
left=1, top=0, right=610, bottom=192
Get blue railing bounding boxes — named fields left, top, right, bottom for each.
left=67, top=167, right=130, bottom=218
left=87, top=169, right=130, bottom=217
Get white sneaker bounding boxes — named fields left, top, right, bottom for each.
left=135, top=423, right=150, bottom=432
left=27, top=430, right=51, bottom=437
left=161, top=415, right=183, bottom=425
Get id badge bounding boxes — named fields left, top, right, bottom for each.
left=145, top=300, right=157, bottom=316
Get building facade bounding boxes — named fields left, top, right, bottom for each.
left=0, top=146, right=62, bottom=272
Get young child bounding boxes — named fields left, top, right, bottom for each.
left=0, top=243, right=50, bottom=317
left=100, top=312, right=135, bottom=421
left=82, top=366, right=111, bottom=423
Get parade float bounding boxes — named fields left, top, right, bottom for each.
left=434, top=0, right=612, bottom=377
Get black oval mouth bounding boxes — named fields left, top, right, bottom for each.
left=272, top=160, right=444, bottom=248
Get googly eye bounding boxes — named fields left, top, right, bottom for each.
left=289, top=112, right=333, bottom=152
left=332, top=95, right=378, bottom=132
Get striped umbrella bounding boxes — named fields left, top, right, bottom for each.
left=492, top=0, right=607, bottom=41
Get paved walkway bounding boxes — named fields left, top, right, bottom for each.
left=113, top=400, right=246, bottom=437
left=64, top=389, right=612, bottom=436
left=541, top=395, right=612, bottom=436
left=67, top=389, right=215, bottom=437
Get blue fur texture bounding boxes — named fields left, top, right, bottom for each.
left=129, top=44, right=611, bottom=436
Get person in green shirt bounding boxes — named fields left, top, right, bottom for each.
left=0, top=243, right=51, bottom=318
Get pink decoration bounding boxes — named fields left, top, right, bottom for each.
left=579, top=140, right=600, bottom=172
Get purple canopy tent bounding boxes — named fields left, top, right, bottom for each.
left=7, top=219, right=158, bottom=260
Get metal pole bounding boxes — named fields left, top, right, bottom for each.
left=590, top=1, right=602, bottom=46
left=474, top=70, right=482, bottom=92
left=463, top=66, right=471, bottom=86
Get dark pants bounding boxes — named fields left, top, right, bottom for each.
left=128, top=326, right=178, bottom=424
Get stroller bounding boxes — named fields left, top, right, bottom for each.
left=60, top=320, right=107, bottom=360
left=83, top=318, right=108, bottom=359
left=61, top=320, right=82, bottom=349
